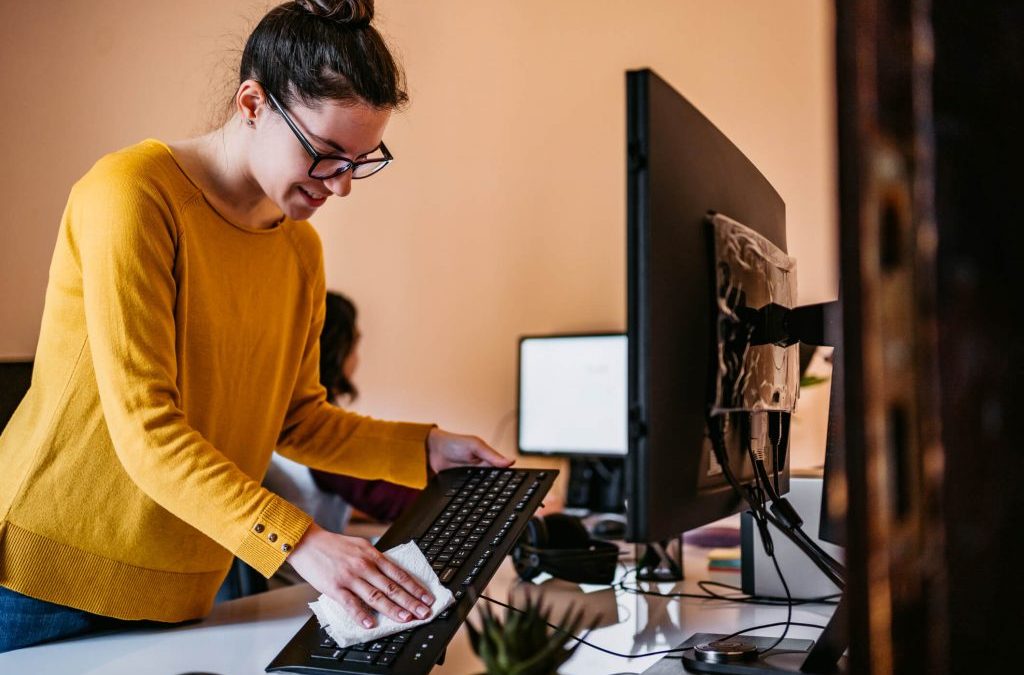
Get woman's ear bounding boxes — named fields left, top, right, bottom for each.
left=235, top=79, right=267, bottom=127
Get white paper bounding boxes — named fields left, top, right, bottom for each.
left=308, top=540, right=455, bottom=648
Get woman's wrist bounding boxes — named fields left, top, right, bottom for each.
left=425, top=425, right=439, bottom=478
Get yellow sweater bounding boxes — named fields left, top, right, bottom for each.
left=0, top=139, right=433, bottom=623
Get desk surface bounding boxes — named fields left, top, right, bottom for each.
left=0, top=543, right=836, bottom=675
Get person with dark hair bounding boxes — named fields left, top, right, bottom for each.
left=310, top=291, right=421, bottom=523
left=320, top=291, right=362, bottom=402
left=0, top=0, right=511, bottom=652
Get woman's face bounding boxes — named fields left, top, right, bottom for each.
left=247, top=86, right=392, bottom=221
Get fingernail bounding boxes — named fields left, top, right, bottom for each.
left=399, top=610, right=411, bottom=621
left=421, top=594, right=433, bottom=604
left=362, top=618, right=374, bottom=629
left=416, top=605, right=430, bottom=618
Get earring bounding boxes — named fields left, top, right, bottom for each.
left=247, top=119, right=255, bottom=127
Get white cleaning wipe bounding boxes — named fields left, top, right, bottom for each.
left=309, top=540, right=455, bottom=648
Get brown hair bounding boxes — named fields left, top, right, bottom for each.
left=239, top=0, right=407, bottom=110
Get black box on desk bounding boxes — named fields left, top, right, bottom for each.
left=741, top=476, right=843, bottom=600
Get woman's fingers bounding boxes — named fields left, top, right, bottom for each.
left=349, top=578, right=411, bottom=624
left=348, top=550, right=434, bottom=624
left=471, top=438, right=514, bottom=467
left=290, top=529, right=437, bottom=628
left=332, top=587, right=377, bottom=629
left=376, top=556, right=434, bottom=607
left=350, top=573, right=432, bottom=624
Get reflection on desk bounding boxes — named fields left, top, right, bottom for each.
left=0, top=543, right=837, bottom=674
left=438, top=541, right=836, bottom=674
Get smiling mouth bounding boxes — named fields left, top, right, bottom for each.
left=298, top=186, right=328, bottom=201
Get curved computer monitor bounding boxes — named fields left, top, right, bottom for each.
left=626, top=68, right=790, bottom=543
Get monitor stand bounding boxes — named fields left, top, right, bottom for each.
left=635, top=537, right=684, bottom=582
left=565, top=456, right=626, bottom=513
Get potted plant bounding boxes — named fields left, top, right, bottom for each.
left=466, top=597, right=590, bottom=675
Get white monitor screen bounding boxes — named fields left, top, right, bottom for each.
left=518, top=334, right=628, bottom=456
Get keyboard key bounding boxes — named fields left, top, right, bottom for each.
left=377, top=653, right=397, bottom=665
left=439, top=567, right=458, bottom=584
left=311, top=648, right=343, bottom=660
left=343, top=650, right=376, bottom=664
left=385, top=643, right=402, bottom=653
left=369, top=641, right=386, bottom=652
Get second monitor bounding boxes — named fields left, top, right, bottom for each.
left=517, top=333, right=627, bottom=514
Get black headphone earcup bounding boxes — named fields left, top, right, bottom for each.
left=541, top=513, right=591, bottom=549
left=512, top=516, right=548, bottom=581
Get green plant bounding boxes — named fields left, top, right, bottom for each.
left=466, top=597, right=589, bottom=675
left=800, top=374, right=829, bottom=388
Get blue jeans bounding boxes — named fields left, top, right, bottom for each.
left=0, top=586, right=140, bottom=653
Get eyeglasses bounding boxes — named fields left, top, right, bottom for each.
left=263, top=88, right=393, bottom=181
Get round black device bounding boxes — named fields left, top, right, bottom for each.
left=694, top=639, right=759, bottom=664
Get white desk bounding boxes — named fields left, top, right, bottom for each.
left=0, top=545, right=837, bottom=675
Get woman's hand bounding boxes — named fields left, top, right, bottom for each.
left=287, top=523, right=435, bottom=628
left=427, top=428, right=515, bottom=474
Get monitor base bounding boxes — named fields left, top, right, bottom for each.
left=635, top=537, right=684, bottom=582
left=642, top=633, right=846, bottom=674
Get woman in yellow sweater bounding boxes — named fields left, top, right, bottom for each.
left=0, top=0, right=511, bottom=652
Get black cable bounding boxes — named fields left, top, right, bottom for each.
left=727, top=454, right=843, bottom=587
left=695, top=580, right=840, bottom=606
left=479, top=594, right=828, bottom=661
left=743, top=433, right=795, bottom=654
left=751, top=456, right=846, bottom=583
left=478, top=594, right=689, bottom=659
left=717, top=621, right=830, bottom=646
left=615, top=578, right=837, bottom=607
left=761, top=542, right=793, bottom=653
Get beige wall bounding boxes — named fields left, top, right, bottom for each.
left=0, top=1, right=836, bottom=467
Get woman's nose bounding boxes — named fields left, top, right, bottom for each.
left=323, top=170, right=353, bottom=197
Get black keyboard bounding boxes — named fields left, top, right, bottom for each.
left=266, top=467, right=557, bottom=674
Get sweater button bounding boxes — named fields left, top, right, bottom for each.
left=254, top=524, right=265, bottom=533
left=268, top=533, right=278, bottom=542
left=282, top=543, right=292, bottom=553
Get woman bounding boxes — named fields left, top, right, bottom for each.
left=0, top=0, right=510, bottom=652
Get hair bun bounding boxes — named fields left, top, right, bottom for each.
left=295, top=0, right=374, bottom=27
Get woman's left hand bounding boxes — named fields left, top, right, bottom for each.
left=427, top=428, right=514, bottom=474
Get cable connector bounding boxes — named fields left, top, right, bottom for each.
left=749, top=411, right=768, bottom=462
left=769, top=497, right=804, bottom=530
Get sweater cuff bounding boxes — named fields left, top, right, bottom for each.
left=236, top=496, right=313, bottom=578
left=383, top=422, right=436, bottom=489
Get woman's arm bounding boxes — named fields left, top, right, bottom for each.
left=73, top=166, right=310, bottom=579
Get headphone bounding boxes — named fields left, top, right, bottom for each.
left=511, top=513, right=619, bottom=585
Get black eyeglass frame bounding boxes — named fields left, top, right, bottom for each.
left=263, top=88, right=393, bottom=181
